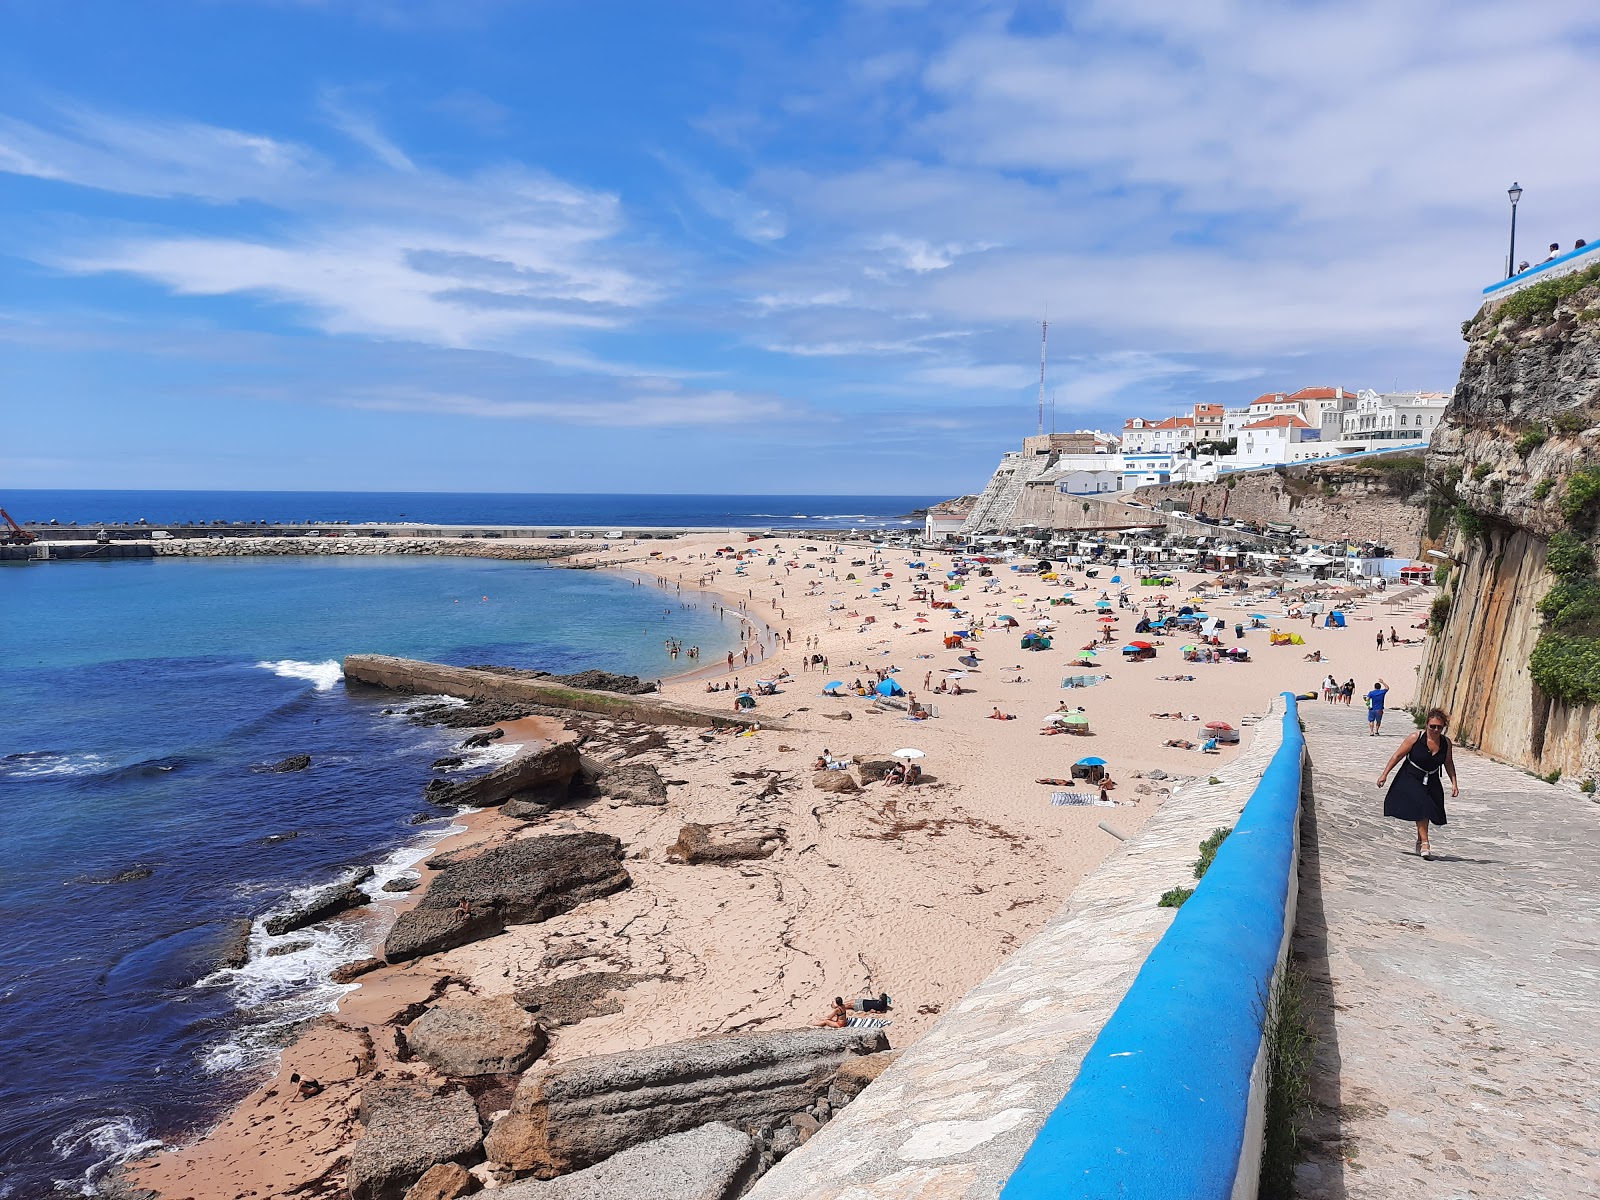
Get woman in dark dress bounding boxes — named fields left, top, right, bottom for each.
left=1376, top=707, right=1459, bottom=859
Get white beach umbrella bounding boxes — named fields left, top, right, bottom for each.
left=891, top=748, right=926, bottom=759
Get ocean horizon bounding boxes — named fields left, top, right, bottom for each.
left=5, top=490, right=945, bottom=531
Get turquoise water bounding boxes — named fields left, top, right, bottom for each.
left=0, top=556, right=735, bottom=1196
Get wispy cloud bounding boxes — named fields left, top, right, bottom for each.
left=319, top=89, right=416, bottom=170
left=335, top=382, right=794, bottom=426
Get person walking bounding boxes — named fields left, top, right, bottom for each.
left=1376, top=707, right=1459, bottom=859
left=1365, top=677, right=1390, bottom=734
left=1341, top=678, right=1355, bottom=706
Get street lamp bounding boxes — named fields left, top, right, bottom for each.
left=1507, top=182, right=1523, bottom=278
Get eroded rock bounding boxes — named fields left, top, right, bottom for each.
left=402, top=1161, right=474, bottom=1200
left=512, top=972, right=649, bottom=1027
left=263, top=867, right=373, bottom=936
left=811, top=770, right=859, bottom=794
left=429, top=743, right=581, bottom=809
left=600, top=762, right=668, bottom=806
left=484, top=1028, right=888, bottom=1177
left=665, top=823, right=783, bottom=865
left=407, top=995, right=547, bottom=1077
left=349, top=1083, right=482, bottom=1200
left=493, top=1124, right=756, bottom=1200
left=384, top=833, right=629, bottom=963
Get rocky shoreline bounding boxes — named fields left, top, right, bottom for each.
left=150, top=537, right=583, bottom=561
left=113, top=666, right=897, bottom=1200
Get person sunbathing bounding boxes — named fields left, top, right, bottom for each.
left=1165, top=738, right=1197, bottom=749
left=989, top=708, right=1015, bottom=720
left=817, top=997, right=850, bottom=1028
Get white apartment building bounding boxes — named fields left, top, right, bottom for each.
left=1335, top=391, right=1451, bottom=449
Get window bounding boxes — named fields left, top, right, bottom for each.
left=1399, top=415, right=1407, bottom=426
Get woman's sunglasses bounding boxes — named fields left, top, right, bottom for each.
left=1427, top=723, right=1445, bottom=731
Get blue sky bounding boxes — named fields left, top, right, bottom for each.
left=3, top=0, right=1597, bottom=495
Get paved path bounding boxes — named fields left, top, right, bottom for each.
left=1295, top=704, right=1600, bottom=1199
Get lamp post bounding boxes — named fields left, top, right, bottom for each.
left=1506, top=182, right=1523, bottom=278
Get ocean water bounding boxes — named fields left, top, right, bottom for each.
left=6, top=490, right=939, bottom=530
left=0, top=555, right=737, bottom=1197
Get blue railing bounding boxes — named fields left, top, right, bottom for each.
left=1483, top=240, right=1599, bottom=300
left=999, top=695, right=1306, bottom=1200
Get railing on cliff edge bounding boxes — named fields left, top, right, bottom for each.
left=1482, top=240, right=1600, bottom=304
left=999, top=694, right=1306, bottom=1200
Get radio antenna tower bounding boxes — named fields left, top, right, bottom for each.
left=1037, top=313, right=1049, bottom=436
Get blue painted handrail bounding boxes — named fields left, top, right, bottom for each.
left=1000, top=695, right=1305, bottom=1200
left=1483, top=241, right=1600, bottom=298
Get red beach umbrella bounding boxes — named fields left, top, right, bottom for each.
left=1097, top=616, right=1117, bottom=623
left=1129, top=640, right=1154, bottom=649
left=1205, top=721, right=1234, bottom=731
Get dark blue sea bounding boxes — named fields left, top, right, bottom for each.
left=0, top=553, right=745, bottom=1197
left=6, top=491, right=937, bottom=530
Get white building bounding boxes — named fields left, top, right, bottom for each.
left=1054, top=469, right=1124, bottom=496
left=1335, top=391, right=1451, bottom=450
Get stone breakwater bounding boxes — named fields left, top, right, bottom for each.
left=151, top=537, right=580, bottom=561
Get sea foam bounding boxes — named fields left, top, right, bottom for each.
left=255, top=659, right=344, bottom=691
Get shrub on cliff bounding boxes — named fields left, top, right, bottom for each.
left=1496, top=261, right=1600, bottom=325
left=1560, top=468, right=1600, bottom=525
left=1430, top=593, right=1453, bottom=633
left=1547, top=532, right=1596, bottom=579
left=1537, top=578, right=1600, bottom=632
left=1530, top=634, right=1600, bottom=704
left=1513, top=428, right=1548, bottom=457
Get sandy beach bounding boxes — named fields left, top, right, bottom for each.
left=124, top=533, right=1433, bottom=1198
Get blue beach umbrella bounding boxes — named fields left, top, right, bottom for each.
left=1076, top=756, right=1107, bottom=767
left=1250, top=613, right=1269, bottom=619
left=823, top=681, right=843, bottom=692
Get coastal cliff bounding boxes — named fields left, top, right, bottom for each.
left=1419, top=261, right=1600, bottom=782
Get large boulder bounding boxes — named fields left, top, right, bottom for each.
left=600, top=762, right=668, bottom=806
left=493, top=1124, right=757, bottom=1200
left=264, top=867, right=373, bottom=936
left=348, top=1083, right=483, bottom=1200
left=384, top=833, right=629, bottom=963
left=483, top=1028, right=889, bottom=1177
left=407, top=995, right=548, bottom=1077
left=429, top=743, right=582, bottom=809
left=402, top=1162, right=474, bottom=1200
left=811, top=771, right=859, bottom=794
left=827, top=1048, right=900, bottom=1107
left=512, top=972, right=649, bottom=1027
left=665, top=824, right=783, bottom=865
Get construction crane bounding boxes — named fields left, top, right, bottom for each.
left=2, top=508, right=38, bottom=545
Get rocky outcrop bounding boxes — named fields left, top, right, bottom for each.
left=215, top=919, right=253, bottom=970
left=665, top=823, right=784, bottom=865
left=426, top=743, right=581, bottom=809
left=344, top=656, right=763, bottom=731
left=1419, top=261, right=1600, bottom=781
left=826, top=1050, right=899, bottom=1108
left=407, top=995, right=548, bottom=1077
left=384, top=833, right=630, bottom=963
left=348, top=1083, right=483, bottom=1200
left=598, top=762, right=668, bottom=806
left=513, top=972, right=651, bottom=1027
left=263, top=868, right=373, bottom=936
left=333, top=957, right=385, bottom=984
left=811, top=770, right=858, bottom=793
left=482, top=1028, right=889, bottom=1177
left=493, top=1124, right=758, bottom=1200
left=402, top=1162, right=474, bottom=1200
left=266, top=754, right=312, bottom=772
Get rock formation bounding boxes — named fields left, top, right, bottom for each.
left=665, top=823, right=784, bottom=864
left=348, top=1083, right=483, bottom=1200
left=384, top=833, right=630, bottom=963
left=426, top=743, right=581, bottom=808
left=1420, top=260, right=1600, bottom=782
left=492, top=1123, right=759, bottom=1200
left=263, top=867, right=373, bottom=936
left=482, top=1027, right=889, bottom=1177
left=406, top=995, right=548, bottom=1077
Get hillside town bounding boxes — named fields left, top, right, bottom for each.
left=931, top=385, right=1449, bottom=540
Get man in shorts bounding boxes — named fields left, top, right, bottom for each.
left=1365, top=677, right=1389, bottom=736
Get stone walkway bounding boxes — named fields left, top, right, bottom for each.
left=1295, top=704, right=1600, bottom=1199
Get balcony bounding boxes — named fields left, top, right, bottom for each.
left=1482, top=239, right=1600, bottom=303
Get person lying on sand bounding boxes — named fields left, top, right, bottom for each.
left=1150, top=711, right=1186, bottom=719
left=1036, top=777, right=1075, bottom=785
left=1165, top=738, right=1197, bottom=749
left=989, top=708, right=1015, bottom=720
left=817, top=997, right=850, bottom=1029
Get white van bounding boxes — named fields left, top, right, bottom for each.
left=150, top=530, right=174, bottom=540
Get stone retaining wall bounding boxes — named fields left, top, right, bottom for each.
left=746, top=697, right=1290, bottom=1200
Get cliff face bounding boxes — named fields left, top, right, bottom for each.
left=1132, top=461, right=1429, bottom=556
left=1420, top=263, right=1600, bottom=781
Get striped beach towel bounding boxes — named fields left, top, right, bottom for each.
left=846, top=1016, right=892, bottom=1029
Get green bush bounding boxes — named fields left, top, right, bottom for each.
left=1561, top=468, right=1600, bottom=523
left=1538, top=578, right=1600, bottom=632
left=1543, top=769, right=1562, bottom=784
left=1258, top=965, right=1317, bottom=1199
left=1193, top=827, right=1232, bottom=881
left=1429, top=593, right=1453, bottom=632
left=1554, top=409, right=1593, bottom=435
left=1158, top=886, right=1194, bottom=908
left=1471, top=463, right=1494, bottom=482
left=1496, top=262, right=1600, bottom=324
left=1513, top=428, right=1548, bottom=457
left=1533, top=478, right=1555, bottom=501
left=1582, top=778, right=1597, bottom=794
left=1456, top=504, right=1486, bottom=537
left=1547, top=531, right=1596, bottom=579
left=1530, top=633, right=1600, bottom=703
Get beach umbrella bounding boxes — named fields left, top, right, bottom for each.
left=1043, top=713, right=1070, bottom=724
left=1205, top=721, right=1234, bottom=731
left=1078, top=647, right=1097, bottom=655
left=1097, top=615, right=1117, bottom=623
left=914, top=616, right=929, bottom=623
left=947, top=670, right=969, bottom=678
left=1249, top=613, right=1269, bottom=620
left=958, top=654, right=980, bottom=666
left=1035, top=619, right=1056, bottom=629
left=1075, top=756, right=1107, bottom=767
left=1095, top=599, right=1112, bottom=609
left=823, top=680, right=843, bottom=690
left=1062, top=713, right=1089, bottom=725
left=1180, top=644, right=1197, bottom=653
left=1129, top=640, right=1154, bottom=649
left=892, top=748, right=926, bottom=759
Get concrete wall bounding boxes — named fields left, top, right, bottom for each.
left=747, top=697, right=1296, bottom=1200
left=342, top=655, right=764, bottom=731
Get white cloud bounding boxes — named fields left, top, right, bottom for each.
left=320, top=90, right=416, bottom=171
left=336, top=383, right=793, bottom=426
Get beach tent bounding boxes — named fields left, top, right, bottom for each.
left=736, top=693, right=757, bottom=710
left=1328, top=611, right=1346, bottom=627
left=876, top=678, right=906, bottom=697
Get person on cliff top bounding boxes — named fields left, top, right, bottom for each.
left=1365, top=678, right=1390, bottom=735
left=1376, top=707, right=1458, bottom=860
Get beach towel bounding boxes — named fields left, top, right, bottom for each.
left=846, top=1016, right=892, bottom=1029
left=1052, top=792, right=1117, bottom=807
